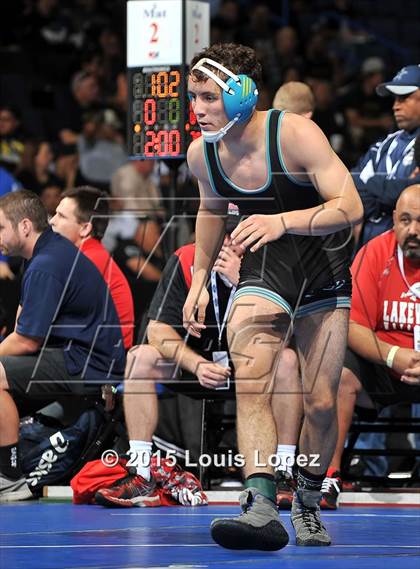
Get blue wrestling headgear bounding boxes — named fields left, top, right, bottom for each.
left=191, top=58, right=259, bottom=143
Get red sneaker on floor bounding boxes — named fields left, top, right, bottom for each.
left=95, top=470, right=161, bottom=508
left=320, top=470, right=342, bottom=510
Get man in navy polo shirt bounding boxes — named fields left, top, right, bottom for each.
left=0, top=190, right=125, bottom=502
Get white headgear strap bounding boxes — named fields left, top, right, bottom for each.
left=191, top=58, right=242, bottom=142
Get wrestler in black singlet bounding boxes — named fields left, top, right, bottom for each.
left=203, top=109, right=352, bottom=318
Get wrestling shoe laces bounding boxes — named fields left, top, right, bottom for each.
left=320, top=471, right=342, bottom=510
left=291, top=489, right=331, bottom=546
left=297, top=505, right=324, bottom=534
left=321, top=476, right=341, bottom=495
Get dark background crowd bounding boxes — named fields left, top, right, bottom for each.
left=0, top=0, right=419, bottom=331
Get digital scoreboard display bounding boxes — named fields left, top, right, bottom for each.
left=126, top=0, right=209, bottom=160
left=128, top=66, right=201, bottom=159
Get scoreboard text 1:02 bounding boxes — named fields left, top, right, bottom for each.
left=129, top=66, right=200, bottom=159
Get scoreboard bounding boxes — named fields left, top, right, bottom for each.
left=129, top=66, right=201, bottom=158
left=127, top=1, right=209, bottom=160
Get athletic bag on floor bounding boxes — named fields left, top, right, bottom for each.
left=19, top=403, right=124, bottom=495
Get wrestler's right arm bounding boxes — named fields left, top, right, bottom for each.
left=182, top=138, right=227, bottom=336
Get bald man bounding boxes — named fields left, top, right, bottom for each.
left=321, top=185, right=420, bottom=509
left=272, top=81, right=315, bottom=119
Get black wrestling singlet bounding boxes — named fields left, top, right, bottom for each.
left=203, top=109, right=352, bottom=317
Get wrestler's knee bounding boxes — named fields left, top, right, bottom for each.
left=304, top=391, right=336, bottom=424
left=234, top=364, right=268, bottom=395
left=276, top=347, right=299, bottom=376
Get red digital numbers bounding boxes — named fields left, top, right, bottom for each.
left=144, top=130, right=181, bottom=157
left=144, top=99, right=156, bottom=125
left=131, top=67, right=202, bottom=157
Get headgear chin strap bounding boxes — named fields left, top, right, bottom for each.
left=200, top=116, right=240, bottom=143
left=191, top=57, right=258, bottom=142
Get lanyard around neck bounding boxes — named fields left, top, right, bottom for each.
left=210, top=271, right=236, bottom=349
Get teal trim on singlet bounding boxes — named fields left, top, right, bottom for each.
left=233, top=289, right=351, bottom=320
left=203, top=140, right=223, bottom=197
left=277, top=111, right=313, bottom=187
left=295, top=296, right=351, bottom=319
left=203, top=110, right=274, bottom=196
left=233, top=286, right=293, bottom=317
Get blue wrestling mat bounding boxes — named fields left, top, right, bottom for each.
left=0, top=503, right=419, bottom=569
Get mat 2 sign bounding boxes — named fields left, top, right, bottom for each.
left=143, top=3, right=166, bottom=18
left=127, top=1, right=210, bottom=67
left=127, top=1, right=182, bottom=67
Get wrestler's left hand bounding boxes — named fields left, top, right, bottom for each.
left=231, top=213, right=286, bottom=252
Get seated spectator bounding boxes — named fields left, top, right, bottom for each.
left=98, top=28, right=125, bottom=101
left=40, top=186, right=62, bottom=219
left=269, top=27, right=304, bottom=89
left=54, top=70, right=102, bottom=148
left=0, top=190, right=125, bottom=502
left=0, top=166, right=21, bottom=198
left=272, top=81, right=315, bottom=118
left=107, top=71, right=128, bottom=115
left=16, top=140, right=64, bottom=196
left=311, top=79, right=348, bottom=157
left=0, top=106, right=26, bottom=173
left=210, top=0, right=242, bottom=45
left=55, top=151, right=78, bottom=190
left=0, top=166, right=21, bottom=281
left=238, top=3, right=277, bottom=58
left=50, top=186, right=134, bottom=351
left=76, top=109, right=127, bottom=191
left=95, top=238, right=300, bottom=508
left=21, top=0, right=77, bottom=58
left=109, top=159, right=165, bottom=319
left=342, top=57, right=394, bottom=154
left=353, top=65, right=420, bottom=245
left=281, top=65, right=304, bottom=84
left=321, top=185, right=420, bottom=510
left=102, top=204, right=163, bottom=340
left=111, top=159, right=163, bottom=217
left=304, top=31, right=336, bottom=83
left=356, top=134, right=420, bottom=229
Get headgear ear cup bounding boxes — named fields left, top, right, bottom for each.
left=223, top=74, right=258, bottom=123
left=190, top=58, right=259, bottom=142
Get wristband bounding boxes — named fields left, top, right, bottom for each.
left=386, top=345, right=400, bottom=369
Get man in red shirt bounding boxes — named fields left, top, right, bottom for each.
left=50, top=186, right=134, bottom=350
left=322, top=184, right=420, bottom=509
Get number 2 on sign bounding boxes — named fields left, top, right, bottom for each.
left=150, top=22, right=158, bottom=43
